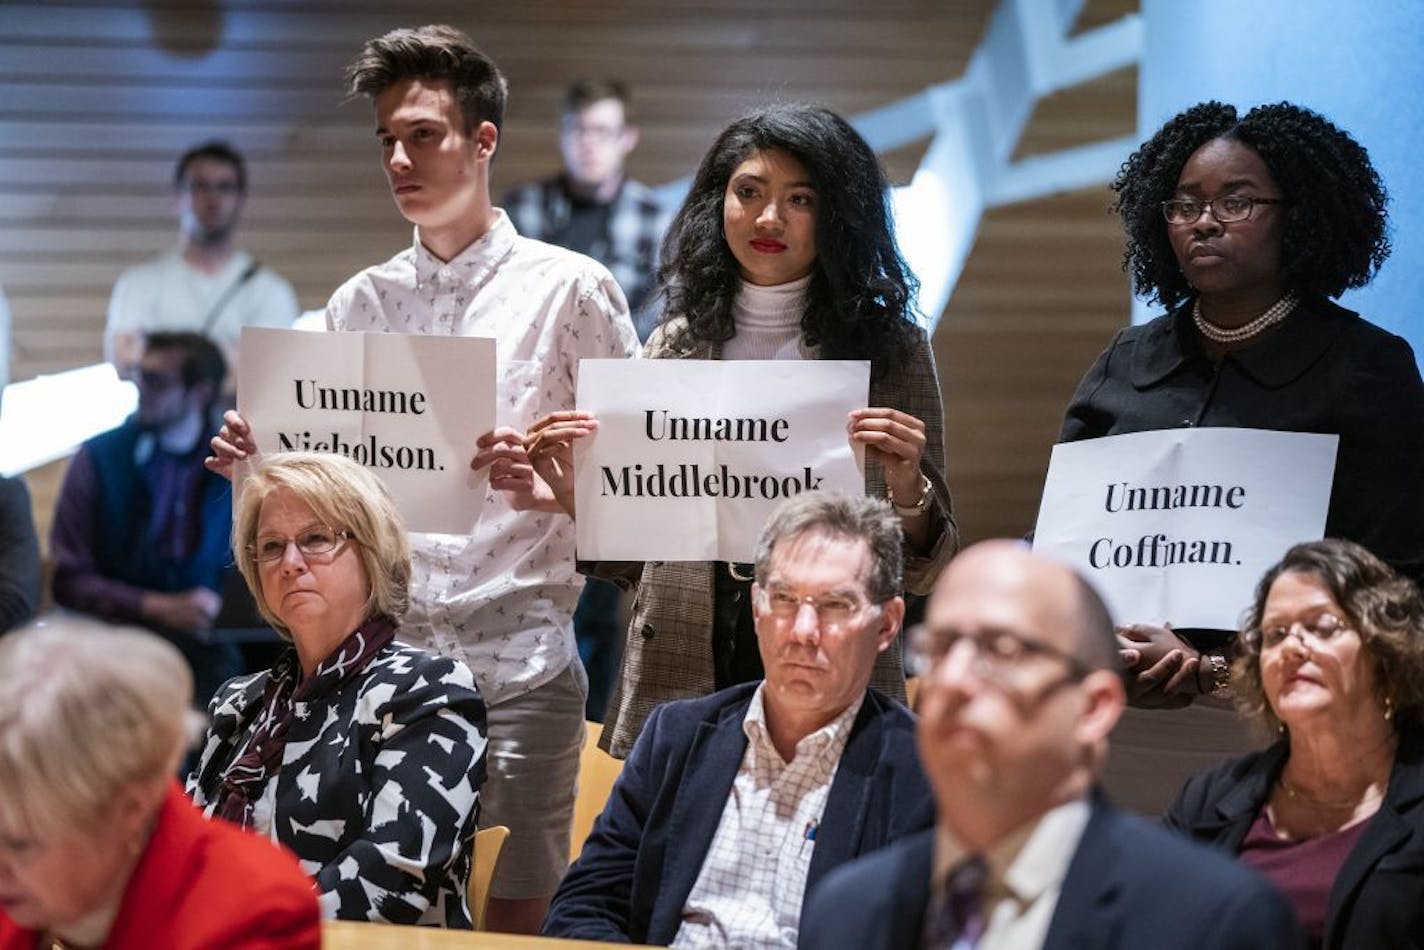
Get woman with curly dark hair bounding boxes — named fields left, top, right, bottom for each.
left=1057, top=102, right=1424, bottom=721
left=526, top=104, right=957, bottom=756
left=1166, top=539, right=1424, bottom=949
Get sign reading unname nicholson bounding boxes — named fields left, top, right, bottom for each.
left=1033, top=427, right=1338, bottom=629
left=574, top=359, right=869, bottom=561
left=238, top=327, right=496, bottom=534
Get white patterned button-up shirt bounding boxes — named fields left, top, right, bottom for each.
left=325, top=211, right=639, bottom=705
left=672, top=685, right=864, bottom=949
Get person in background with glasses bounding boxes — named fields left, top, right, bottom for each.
left=187, top=452, right=487, bottom=927
left=801, top=540, right=1304, bottom=950
left=543, top=492, right=932, bottom=947
left=51, top=332, right=241, bottom=708
left=1052, top=102, right=1424, bottom=811
left=105, top=140, right=300, bottom=387
left=1166, top=538, right=1424, bottom=949
left=502, top=79, right=670, bottom=343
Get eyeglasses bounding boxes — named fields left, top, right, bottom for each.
left=561, top=121, right=625, bottom=143
left=249, top=525, right=351, bottom=564
left=1257, top=612, right=1353, bottom=650
left=183, top=180, right=242, bottom=196
left=905, top=624, right=1093, bottom=682
left=1161, top=194, right=1282, bottom=225
left=756, top=586, right=876, bottom=631
left=137, top=369, right=184, bottom=391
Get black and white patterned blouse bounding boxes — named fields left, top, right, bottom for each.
left=187, top=640, right=487, bottom=927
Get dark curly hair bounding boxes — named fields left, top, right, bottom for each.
left=1233, top=539, right=1424, bottom=736
left=657, top=104, right=920, bottom=371
left=1112, top=101, right=1390, bottom=310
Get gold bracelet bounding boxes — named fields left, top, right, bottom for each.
left=889, top=473, right=932, bottom=517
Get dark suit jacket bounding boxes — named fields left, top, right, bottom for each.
left=1165, top=731, right=1424, bottom=949
left=800, top=796, right=1304, bottom=950
left=542, top=683, right=934, bottom=944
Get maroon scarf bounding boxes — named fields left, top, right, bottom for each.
left=212, top=614, right=397, bottom=827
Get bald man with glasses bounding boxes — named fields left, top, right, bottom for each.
left=801, top=540, right=1305, bottom=950
left=543, top=492, right=932, bottom=948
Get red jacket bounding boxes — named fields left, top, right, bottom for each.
left=0, top=782, right=319, bottom=949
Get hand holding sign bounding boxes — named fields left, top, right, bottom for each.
left=524, top=411, right=600, bottom=517
left=206, top=409, right=258, bottom=480
left=472, top=427, right=558, bottom=513
left=847, top=407, right=927, bottom=504
left=1118, top=623, right=1198, bottom=707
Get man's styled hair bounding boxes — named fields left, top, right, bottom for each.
left=563, top=79, right=630, bottom=118
left=753, top=492, right=904, bottom=603
left=174, top=140, right=247, bottom=193
left=346, top=24, right=508, bottom=132
left=144, top=331, right=227, bottom=394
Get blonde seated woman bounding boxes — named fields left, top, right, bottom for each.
left=186, top=452, right=487, bottom=926
left=0, top=619, right=320, bottom=949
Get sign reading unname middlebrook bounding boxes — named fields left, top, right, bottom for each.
left=574, top=359, right=869, bottom=562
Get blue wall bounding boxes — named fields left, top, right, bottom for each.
left=1140, top=0, right=1424, bottom=359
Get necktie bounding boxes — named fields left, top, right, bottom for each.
left=922, top=855, right=988, bottom=950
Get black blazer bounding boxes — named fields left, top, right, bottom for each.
left=800, top=795, right=1304, bottom=950
left=542, top=683, right=933, bottom=944
left=1059, top=296, right=1424, bottom=586
left=1165, top=731, right=1424, bottom=949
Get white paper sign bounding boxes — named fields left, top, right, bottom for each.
left=575, top=359, right=869, bottom=562
left=1033, top=427, right=1338, bottom=629
left=238, top=327, right=496, bottom=534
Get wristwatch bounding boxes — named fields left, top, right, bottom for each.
left=889, top=473, right=932, bottom=517
left=1200, top=653, right=1231, bottom=698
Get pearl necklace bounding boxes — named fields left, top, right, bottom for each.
left=1193, top=291, right=1298, bottom=344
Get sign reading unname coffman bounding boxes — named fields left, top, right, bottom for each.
left=238, top=327, right=497, bottom=534
left=574, top=359, right=870, bottom=562
left=1033, top=427, right=1338, bottom=629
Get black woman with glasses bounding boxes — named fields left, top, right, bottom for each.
left=187, top=452, right=488, bottom=927
left=1166, top=539, right=1424, bottom=949
left=1057, top=102, right=1424, bottom=721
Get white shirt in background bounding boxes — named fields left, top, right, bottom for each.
left=106, top=248, right=300, bottom=354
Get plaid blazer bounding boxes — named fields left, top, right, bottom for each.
left=594, top=319, right=958, bottom=757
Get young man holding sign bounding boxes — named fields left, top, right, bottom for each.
left=210, top=25, right=639, bottom=933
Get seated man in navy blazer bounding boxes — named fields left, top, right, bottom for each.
left=801, top=541, right=1305, bottom=950
left=543, top=492, right=933, bottom=946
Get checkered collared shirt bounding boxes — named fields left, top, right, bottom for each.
left=671, top=685, right=865, bottom=949
left=502, top=174, right=671, bottom=341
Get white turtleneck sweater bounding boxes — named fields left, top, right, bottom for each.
left=721, top=275, right=813, bottom=361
